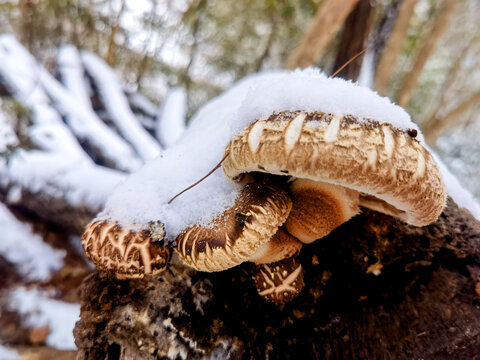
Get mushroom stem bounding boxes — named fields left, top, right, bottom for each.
left=285, top=179, right=360, bottom=243
left=248, top=226, right=302, bottom=264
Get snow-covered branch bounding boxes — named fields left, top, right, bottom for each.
left=156, top=86, right=187, bottom=148
left=81, top=51, right=163, bottom=161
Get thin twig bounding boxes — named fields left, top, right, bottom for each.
left=168, top=152, right=230, bottom=204
left=330, top=48, right=367, bottom=78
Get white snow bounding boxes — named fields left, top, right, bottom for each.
left=0, top=346, right=19, bottom=360
left=0, top=111, right=18, bottom=152
left=104, top=68, right=423, bottom=240
left=81, top=51, right=163, bottom=161
left=0, top=35, right=88, bottom=161
left=127, top=91, right=158, bottom=118
left=156, top=87, right=187, bottom=148
left=0, top=203, right=65, bottom=280
left=50, top=44, right=142, bottom=172
left=9, top=288, right=80, bottom=350
left=432, top=151, right=480, bottom=220
left=57, top=44, right=92, bottom=109
left=4, top=149, right=126, bottom=209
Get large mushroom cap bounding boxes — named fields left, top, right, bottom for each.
left=82, top=219, right=171, bottom=279
left=223, top=111, right=446, bottom=226
left=175, top=178, right=292, bottom=272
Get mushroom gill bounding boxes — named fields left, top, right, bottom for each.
left=175, top=178, right=295, bottom=272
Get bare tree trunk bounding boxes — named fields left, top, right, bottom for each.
left=18, top=0, right=34, bottom=52
left=423, top=91, right=480, bottom=144
left=106, top=0, right=125, bottom=67
left=374, top=0, right=417, bottom=95
left=285, top=0, right=360, bottom=70
left=331, top=0, right=375, bottom=81
left=396, top=0, right=461, bottom=107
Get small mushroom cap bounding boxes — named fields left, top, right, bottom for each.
left=82, top=219, right=171, bottom=279
left=285, top=179, right=360, bottom=243
left=175, top=178, right=292, bottom=272
left=248, top=226, right=303, bottom=264
left=223, top=111, right=446, bottom=226
left=252, top=257, right=304, bottom=303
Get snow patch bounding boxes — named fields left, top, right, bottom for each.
left=5, top=149, right=125, bottom=209
left=0, top=346, right=19, bottom=360
left=0, top=203, right=65, bottom=281
left=0, top=112, right=18, bottom=152
left=9, top=288, right=80, bottom=350
left=81, top=51, right=162, bottom=161
left=432, top=151, right=480, bottom=220
left=156, top=87, right=187, bottom=148
left=104, top=69, right=421, bottom=240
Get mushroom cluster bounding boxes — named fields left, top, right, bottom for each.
left=81, top=71, right=446, bottom=303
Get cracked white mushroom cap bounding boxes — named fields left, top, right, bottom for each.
left=175, top=178, right=299, bottom=272
left=223, top=111, right=446, bottom=229
left=82, top=219, right=171, bottom=279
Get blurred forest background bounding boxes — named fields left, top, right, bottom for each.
left=0, top=0, right=479, bottom=358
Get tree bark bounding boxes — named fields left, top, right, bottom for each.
left=74, top=199, right=480, bottom=359
left=285, top=0, right=360, bottom=70
left=331, top=0, right=375, bottom=81
left=374, top=0, right=417, bottom=95
left=423, top=91, right=480, bottom=144
left=396, top=0, right=461, bottom=107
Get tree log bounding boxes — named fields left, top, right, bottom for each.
left=74, top=199, right=480, bottom=358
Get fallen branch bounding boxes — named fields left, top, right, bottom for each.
left=81, top=51, right=163, bottom=161
left=156, top=87, right=187, bottom=148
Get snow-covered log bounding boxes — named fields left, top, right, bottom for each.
left=0, top=35, right=141, bottom=172
left=125, top=90, right=158, bottom=119
left=0, top=203, right=65, bottom=281
left=51, top=44, right=142, bottom=171
left=8, top=288, right=80, bottom=351
left=81, top=51, right=163, bottom=161
left=155, top=87, right=187, bottom=148
left=0, top=150, right=125, bottom=233
left=0, top=108, right=125, bottom=232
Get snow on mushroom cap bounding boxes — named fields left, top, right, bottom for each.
left=102, top=69, right=424, bottom=241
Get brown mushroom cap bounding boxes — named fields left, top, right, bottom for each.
left=82, top=219, right=171, bottom=279
left=223, top=111, right=446, bottom=226
left=175, top=178, right=292, bottom=272
left=285, top=179, right=360, bottom=243
left=252, top=257, right=304, bottom=303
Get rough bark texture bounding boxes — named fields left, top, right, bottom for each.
left=74, top=198, right=480, bottom=359
left=285, top=0, right=360, bottom=70
left=331, top=0, right=375, bottom=81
